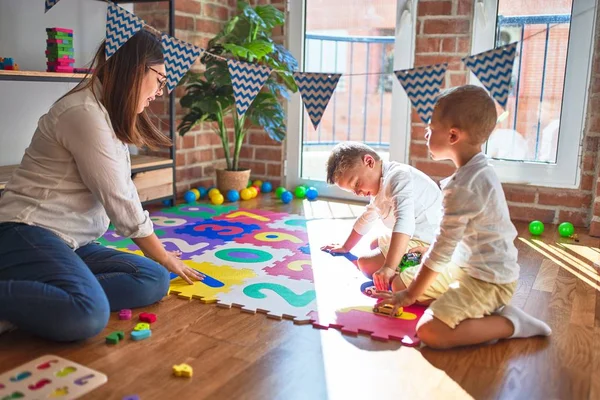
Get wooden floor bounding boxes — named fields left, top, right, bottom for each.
left=1, top=196, right=600, bottom=400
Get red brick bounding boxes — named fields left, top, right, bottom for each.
left=449, top=72, right=468, bottom=87
left=203, top=164, right=216, bottom=176
left=508, top=206, right=555, bottom=223
left=176, top=15, right=195, bottom=31
left=581, top=174, right=594, bottom=191
left=143, top=14, right=168, bottom=30
left=249, top=132, right=281, bottom=146
left=189, top=149, right=214, bottom=163
left=177, top=0, right=202, bottom=14
left=591, top=76, right=600, bottom=94
left=457, top=37, right=471, bottom=54
left=204, top=4, right=229, bottom=20
left=411, top=109, right=424, bottom=123
left=589, top=115, right=600, bottom=134
left=585, top=136, right=599, bottom=151
left=594, top=199, right=600, bottom=217
left=423, top=19, right=470, bottom=35
left=414, top=55, right=465, bottom=68
left=416, top=37, right=441, bottom=54
left=176, top=169, right=188, bottom=182
left=243, top=161, right=266, bottom=176
left=267, top=163, right=282, bottom=177
left=457, top=0, right=474, bottom=15
left=559, top=210, right=588, bottom=227
left=148, top=99, right=166, bottom=115
left=133, top=3, right=157, bottom=12
left=503, top=186, right=536, bottom=203
left=415, top=161, right=456, bottom=178
left=538, top=192, right=592, bottom=208
left=182, top=135, right=195, bottom=149
left=441, top=38, right=456, bottom=53
left=411, top=125, right=427, bottom=141
left=214, top=146, right=234, bottom=160
left=176, top=153, right=186, bottom=167
left=196, top=19, right=223, bottom=35
left=239, top=147, right=254, bottom=159
left=418, top=1, right=452, bottom=16
left=259, top=148, right=283, bottom=162
left=410, top=142, right=430, bottom=159
left=583, top=154, right=595, bottom=172
left=589, top=218, right=600, bottom=237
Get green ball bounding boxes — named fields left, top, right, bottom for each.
left=275, top=186, right=286, bottom=198
left=558, top=222, right=575, bottom=238
left=529, top=220, right=544, bottom=236
left=294, top=186, right=307, bottom=199
left=247, top=179, right=253, bottom=188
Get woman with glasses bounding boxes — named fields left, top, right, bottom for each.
left=0, top=28, right=203, bottom=342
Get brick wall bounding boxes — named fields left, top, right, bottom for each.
left=136, top=0, right=285, bottom=197
left=409, top=0, right=600, bottom=231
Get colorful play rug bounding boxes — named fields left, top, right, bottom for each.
left=99, top=204, right=425, bottom=346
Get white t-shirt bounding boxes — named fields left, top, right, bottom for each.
left=353, top=161, right=443, bottom=243
left=423, top=152, right=520, bottom=284
left=0, top=82, right=153, bottom=249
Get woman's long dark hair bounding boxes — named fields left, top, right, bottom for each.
left=67, top=28, right=171, bottom=150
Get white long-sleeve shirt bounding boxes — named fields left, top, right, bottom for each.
left=423, top=152, right=520, bottom=284
left=353, top=161, right=443, bottom=243
left=0, top=83, right=153, bottom=249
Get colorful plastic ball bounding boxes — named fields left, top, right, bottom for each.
left=558, top=222, right=575, bottom=238
left=281, top=191, right=293, bottom=204
left=306, top=187, right=318, bottom=201
left=252, top=185, right=261, bottom=194
left=190, top=188, right=200, bottom=200
left=211, top=193, right=224, bottom=205
left=248, top=186, right=258, bottom=198
left=253, top=180, right=263, bottom=188
left=198, top=187, right=208, bottom=199
left=226, top=190, right=240, bottom=202
left=528, top=220, right=544, bottom=236
left=162, top=199, right=172, bottom=206
left=294, top=186, right=307, bottom=199
left=247, top=180, right=253, bottom=188
left=261, top=182, right=273, bottom=193
left=184, top=191, right=196, bottom=204
left=240, top=188, right=253, bottom=200
left=208, top=188, right=221, bottom=199
left=275, top=186, right=286, bottom=198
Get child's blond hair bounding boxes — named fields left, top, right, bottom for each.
left=326, top=142, right=381, bottom=184
left=432, top=85, right=498, bottom=144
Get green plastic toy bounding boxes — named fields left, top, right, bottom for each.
left=558, top=222, right=574, bottom=238
left=294, top=186, right=307, bottom=199
left=275, top=186, right=286, bottom=198
left=529, top=220, right=544, bottom=235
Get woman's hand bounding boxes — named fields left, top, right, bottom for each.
left=374, top=289, right=417, bottom=317
left=161, top=251, right=204, bottom=285
left=408, top=245, right=429, bottom=255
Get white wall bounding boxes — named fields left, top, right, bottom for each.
left=0, top=0, right=133, bottom=165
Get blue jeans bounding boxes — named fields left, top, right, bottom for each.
left=0, top=222, right=169, bottom=342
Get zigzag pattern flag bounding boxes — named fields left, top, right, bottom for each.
left=462, top=43, right=517, bottom=108
left=294, top=72, right=342, bottom=130
left=395, top=63, right=447, bottom=124
left=105, top=1, right=144, bottom=59
left=45, top=0, right=61, bottom=13
left=228, top=60, right=271, bottom=116
left=161, top=34, right=203, bottom=93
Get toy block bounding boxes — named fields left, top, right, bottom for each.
left=119, top=309, right=132, bottom=320
left=139, top=312, right=157, bottom=323
left=47, top=61, right=75, bottom=68
left=133, top=322, right=150, bottom=331
left=131, top=329, right=151, bottom=341
left=47, top=66, right=74, bottom=73
left=105, top=331, right=125, bottom=345
left=47, top=39, right=73, bottom=45
left=4, top=66, right=14, bottom=70
left=46, top=27, right=73, bottom=34
left=172, top=363, right=193, bottom=378
left=3, top=58, right=14, bottom=66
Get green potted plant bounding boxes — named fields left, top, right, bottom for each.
left=178, top=0, right=298, bottom=193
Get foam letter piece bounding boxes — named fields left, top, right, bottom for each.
left=131, top=329, right=151, bottom=341
left=139, top=312, right=157, bottom=323
left=105, top=331, right=125, bottom=345
left=172, top=363, right=193, bottom=378
left=133, top=323, right=150, bottom=331
left=119, top=309, right=132, bottom=320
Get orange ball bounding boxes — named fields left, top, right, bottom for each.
left=240, top=188, right=253, bottom=200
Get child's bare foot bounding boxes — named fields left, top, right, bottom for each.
left=499, top=305, right=552, bottom=338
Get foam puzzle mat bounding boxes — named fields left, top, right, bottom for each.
left=100, top=204, right=424, bottom=343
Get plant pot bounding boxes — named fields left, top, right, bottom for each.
left=216, top=168, right=251, bottom=193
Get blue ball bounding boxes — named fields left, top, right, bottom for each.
left=226, top=189, right=240, bottom=202
left=198, top=187, right=208, bottom=199
left=261, top=181, right=273, bottom=193
left=306, top=187, right=318, bottom=201
left=162, top=199, right=172, bottom=206
left=281, top=191, right=293, bottom=204
left=184, top=191, right=196, bottom=204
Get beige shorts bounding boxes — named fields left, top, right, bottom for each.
left=399, top=263, right=517, bottom=329
left=377, top=233, right=427, bottom=258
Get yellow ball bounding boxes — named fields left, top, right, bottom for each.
left=240, top=188, right=252, bottom=200
left=248, top=186, right=258, bottom=198
left=190, top=188, right=200, bottom=200
left=253, top=180, right=263, bottom=188
left=208, top=188, right=221, bottom=198
left=210, top=193, right=224, bottom=205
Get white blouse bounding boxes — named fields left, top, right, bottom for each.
left=0, top=83, right=153, bottom=249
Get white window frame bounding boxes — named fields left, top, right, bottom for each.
left=285, top=0, right=418, bottom=200
left=471, top=0, right=596, bottom=188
